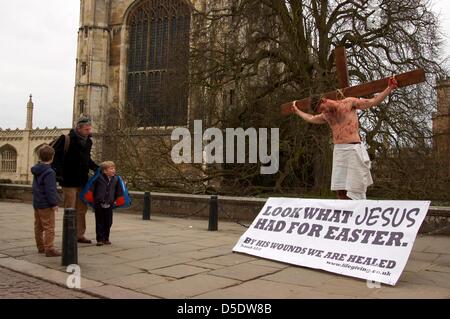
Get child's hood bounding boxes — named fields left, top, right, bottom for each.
left=31, top=163, right=53, bottom=177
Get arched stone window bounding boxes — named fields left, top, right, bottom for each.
left=126, top=0, right=191, bottom=127
left=0, top=145, right=17, bottom=173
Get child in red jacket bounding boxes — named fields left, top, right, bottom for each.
left=92, top=161, right=123, bottom=246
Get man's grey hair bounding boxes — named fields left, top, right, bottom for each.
left=76, top=115, right=92, bottom=128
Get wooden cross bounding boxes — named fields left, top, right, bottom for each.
left=281, top=46, right=426, bottom=115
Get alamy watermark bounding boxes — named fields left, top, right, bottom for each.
left=66, top=264, right=81, bottom=289
left=366, top=279, right=382, bottom=289
left=171, top=120, right=279, bottom=175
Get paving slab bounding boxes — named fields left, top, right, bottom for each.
left=150, top=265, right=209, bottom=279
left=106, top=247, right=165, bottom=261
left=399, top=270, right=450, bottom=289
left=126, top=255, right=194, bottom=271
left=369, top=283, right=450, bottom=299
left=85, top=285, right=157, bottom=299
left=209, top=263, right=280, bottom=281
left=408, top=251, right=440, bottom=263
left=262, top=267, right=339, bottom=288
left=103, top=273, right=171, bottom=290
left=184, top=261, right=226, bottom=270
left=423, top=237, right=450, bottom=254
left=194, top=279, right=351, bottom=299
left=426, top=264, right=450, bottom=273
left=201, top=253, right=256, bottom=266
left=403, top=260, right=434, bottom=273
left=139, top=274, right=240, bottom=298
left=434, top=254, right=450, bottom=266
left=80, top=264, right=143, bottom=281
left=248, top=259, right=290, bottom=269
left=77, top=253, right=132, bottom=266
left=313, top=276, right=383, bottom=297
left=175, top=245, right=231, bottom=260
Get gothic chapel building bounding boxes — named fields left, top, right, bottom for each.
left=74, top=0, right=204, bottom=160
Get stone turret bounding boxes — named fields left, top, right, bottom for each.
left=26, top=94, right=33, bottom=130
left=73, top=0, right=113, bottom=161
left=73, top=0, right=111, bottom=130
left=433, top=77, right=450, bottom=176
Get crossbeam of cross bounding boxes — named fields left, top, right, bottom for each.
left=281, top=47, right=425, bottom=115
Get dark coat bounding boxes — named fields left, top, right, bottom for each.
left=92, top=174, right=123, bottom=208
left=52, top=129, right=99, bottom=187
left=31, top=163, right=59, bottom=209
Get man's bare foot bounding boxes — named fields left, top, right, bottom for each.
left=337, top=190, right=350, bottom=200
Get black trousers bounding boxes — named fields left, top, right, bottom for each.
left=94, top=206, right=113, bottom=242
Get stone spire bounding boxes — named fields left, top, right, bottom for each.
left=26, top=94, right=33, bottom=130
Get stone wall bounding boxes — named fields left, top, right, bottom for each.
left=1, top=183, right=448, bottom=235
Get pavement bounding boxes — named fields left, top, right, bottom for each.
left=0, top=201, right=449, bottom=299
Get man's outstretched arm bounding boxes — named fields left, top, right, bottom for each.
left=355, top=76, right=398, bottom=110
left=292, top=103, right=327, bottom=124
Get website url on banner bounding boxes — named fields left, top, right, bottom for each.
left=326, top=260, right=388, bottom=275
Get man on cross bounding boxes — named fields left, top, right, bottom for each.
left=291, top=76, right=398, bottom=200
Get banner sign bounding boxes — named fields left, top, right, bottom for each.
left=233, top=198, right=430, bottom=285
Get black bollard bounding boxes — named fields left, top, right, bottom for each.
left=143, top=191, right=151, bottom=220
left=208, top=195, right=218, bottom=231
left=62, top=208, right=78, bottom=266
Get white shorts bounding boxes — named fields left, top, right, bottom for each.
left=331, top=143, right=373, bottom=200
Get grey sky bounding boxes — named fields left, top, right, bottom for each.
left=0, top=0, right=79, bottom=130
left=434, top=0, right=450, bottom=69
left=0, top=0, right=449, bottom=129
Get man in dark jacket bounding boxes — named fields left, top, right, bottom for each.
left=52, top=116, right=99, bottom=243
left=32, top=145, right=61, bottom=257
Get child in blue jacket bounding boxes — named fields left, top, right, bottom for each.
left=31, top=145, right=61, bottom=257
